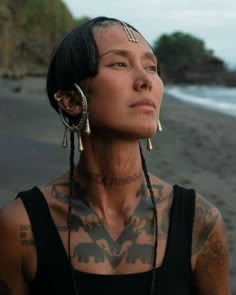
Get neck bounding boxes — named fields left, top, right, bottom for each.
left=74, top=134, right=146, bottom=216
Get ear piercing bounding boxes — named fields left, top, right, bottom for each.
left=58, top=83, right=91, bottom=152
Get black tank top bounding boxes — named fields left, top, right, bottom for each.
left=17, top=185, right=195, bottom=295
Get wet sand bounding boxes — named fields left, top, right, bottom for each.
left=0, top=77, right=235, bottom=292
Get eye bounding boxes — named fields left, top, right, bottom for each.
left=110, top=62, right=127, bottom=67
left=146, top=65, right=157, bottom=72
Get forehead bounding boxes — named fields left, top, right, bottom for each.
left=93, top=24, right=153, bottom=55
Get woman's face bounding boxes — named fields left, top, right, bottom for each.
left=83, top=24, right=163, bottom=140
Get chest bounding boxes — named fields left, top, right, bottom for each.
left=57, top=203, right=169, bottom=274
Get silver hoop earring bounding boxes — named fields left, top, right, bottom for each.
left=59, top=83, right=91, bottom=152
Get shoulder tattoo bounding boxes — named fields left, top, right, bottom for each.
left=192, top=194, right=220, bottom=255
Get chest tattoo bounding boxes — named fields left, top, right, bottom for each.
left=52, top=182, right=164, bottom=268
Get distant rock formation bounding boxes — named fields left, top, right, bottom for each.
left=222, top=70, right=236, bottom=87
left=173, top=55, right=236, bottom=86
left=161, top=54, right=236, bottom=86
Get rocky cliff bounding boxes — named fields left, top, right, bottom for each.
left=161, top=54, right=236, bottom=86
left=173, top=55, right=236, bottom=86
left=0, top=0, right=88, bottom=77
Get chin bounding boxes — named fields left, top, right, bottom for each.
left=95, top=120, right=158, bottom=139
left=141, top=124, right=157, bottom=136
left=130, top=125, right=157, bottom=140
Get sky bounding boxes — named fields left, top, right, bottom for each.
left=63, top=0, right=236, bottom=68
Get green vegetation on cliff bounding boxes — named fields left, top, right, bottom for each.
left=0, top=0, right=89, bottom=77
left=151, top=31, right=234, bottom=84
left=153, top=32, right=214, bottom=81
left=22, top=0, right=89, bottom=34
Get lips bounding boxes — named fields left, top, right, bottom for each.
left=130, top=98, right=156, bottom=109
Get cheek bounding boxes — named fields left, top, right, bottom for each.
left=87, top=80, right=126, bottom=117
left=88, top=95, right=123, bottom=127
left=154, top=79, right=164, bottom=108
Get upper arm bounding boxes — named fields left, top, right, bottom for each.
left=0, top=200, right=29, bottom=295
left=191, top=194, right=231, bottom=295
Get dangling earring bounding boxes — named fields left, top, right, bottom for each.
left=77, top=131, right=84, bottom=152
left=62, top=126, right=68, bottom=148
left=58, top=83, right=91, bottom=152
left=146, top=120, right=162, bottom=151
left=84, top=113, right=91, bottom=135
left=146, top=138, right=153, bottom=151
left=157, top=119, right=162, bottom=133
left=73, top=83, right=91, bottom=135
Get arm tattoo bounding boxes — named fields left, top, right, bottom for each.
left=193, top=230, right=228, bottom=294
left=192, top=197, right=229, bottom=294
left=20, top=224, right=35, bottom=246
left=192, top=196, right=219, bottom=255
left=0, top=281, right=12, bottom=295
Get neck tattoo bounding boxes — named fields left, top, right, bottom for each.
left=83, top=171, right=142, bottom=186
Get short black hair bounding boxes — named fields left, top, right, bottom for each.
left=46, top=16, right=142, bottom=113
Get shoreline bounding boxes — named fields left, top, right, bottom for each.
left=0, top=77, right=235, bottom=291
left=164, top=84, right=236, bottom=120
left=144, top=93, right=236, bottom=291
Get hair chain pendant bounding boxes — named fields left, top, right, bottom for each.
left=121, top=21, right=138, bottom=42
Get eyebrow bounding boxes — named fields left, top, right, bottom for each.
left=100, top=49, right=157, bottom=62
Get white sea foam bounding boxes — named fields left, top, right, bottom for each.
left=164, top=85, right=236, bottom=118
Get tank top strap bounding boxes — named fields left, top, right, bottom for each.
left=160, top=184, right=196, bottom=283
left=16, top=187, right=76, bottom=295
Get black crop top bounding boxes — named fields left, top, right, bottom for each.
left=17, top=185, right=195, bottom=294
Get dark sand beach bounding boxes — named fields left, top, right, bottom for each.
left=0, top=77, right=235, bottom=292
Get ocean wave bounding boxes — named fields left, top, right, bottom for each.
left=164, top=85, right=236, bottom=118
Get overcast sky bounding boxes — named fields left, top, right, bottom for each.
left=63, top=0, right=236, bottom=67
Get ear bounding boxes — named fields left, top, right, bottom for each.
left=54, top=90, right=82, bottom=116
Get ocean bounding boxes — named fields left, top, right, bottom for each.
left=164, top=85, right=236, bottom=118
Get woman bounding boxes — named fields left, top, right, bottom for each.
left=0, top=16, right=231, bottom=294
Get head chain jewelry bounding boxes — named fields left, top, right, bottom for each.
left=121, top=21, right=138, bottom=43
left=59, top=83, right=91, bottom=152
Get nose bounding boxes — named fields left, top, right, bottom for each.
left=133, top=69, right=152, bottom=92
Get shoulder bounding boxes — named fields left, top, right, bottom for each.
left=0, top=197, right=29, bottom=236
left=191, top=193, right=231, bottom=294
left=192, top=193, right=225, bottom=256
left=0, top=197, right=32, bottom=293
left=0, top=195, right=33, bottom=255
